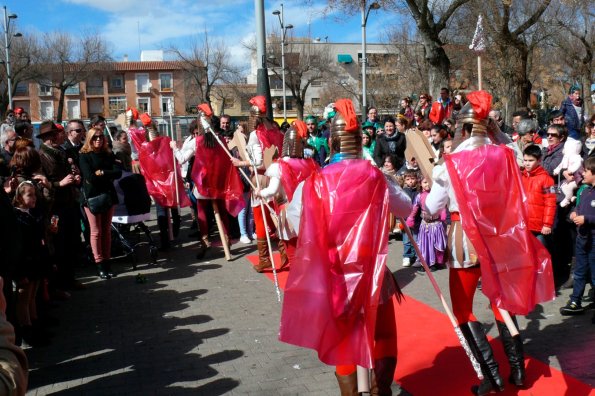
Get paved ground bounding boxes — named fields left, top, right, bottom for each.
left=25, top=210, right=594, bottom=395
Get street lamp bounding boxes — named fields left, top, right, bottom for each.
left=361, top=1, right=380, bottom=122
left=3, top=6, right=22, bottom=111
left=273, top=4, right=293, bottom=122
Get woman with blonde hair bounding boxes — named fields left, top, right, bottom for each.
left=79, top=128, right=121, bottom=279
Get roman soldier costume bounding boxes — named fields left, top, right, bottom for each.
left=425, top=90, right=555, bottom=395
left=280, top=99, right=412, bottom=395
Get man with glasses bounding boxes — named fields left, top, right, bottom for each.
left=63, top=119, right=86, bottom=166
left=38, top=121, right=83, bottom=292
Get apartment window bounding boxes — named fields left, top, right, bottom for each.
left=159, top=73, right=173, bottom=92
left=65, top=83, right=80, bottom=95
left=108, top=96, right=127, bottom=115
left=110, top=75, right=124, bottom=89
left=39, top=100, right=54, bottom=119
left=269, top=76, right=283, bottom=90
left=39, top=81, right=52, bottom=96
left=15, top=82, right=28, bottom=96
left=66, top=100, right=81, bottom=119
left=311, top=80, right=322, bottom=87
left=137, top=97, right=150, bottom=114
left=311, top=98, right=320, bottom=107
left=86, top=77, right=104, bottom=95
left=136, top=73, right=150, bottom=93
left=161, top=96, right=174, bottom=115
left=223, top=97, right=235, bottom=108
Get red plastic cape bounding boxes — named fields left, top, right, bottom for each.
left=279, top=159, right=394, bottom=368
left=256, top=123, right=284, bottom=153
left=444, top=144, right=555, bottom=315
left=190, top=134, right=246, bottom=216
left=129, top=127, right=190, bottom=208
left=277, top=158, right=319, bottom=202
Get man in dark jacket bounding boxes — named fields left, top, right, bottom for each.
left=38, top=121, right=83, bottom=291
left=560, top=85, right=584, bottom=140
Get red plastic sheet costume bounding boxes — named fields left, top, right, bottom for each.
left=279, top=159, right=398, bottom=368
left=190, top=134, right=245, bottom=217
left=129, top=127, right=190, bottom=208
left=277, top=158, right=319, bottom=202
left=444, top=144, right=555, bottom=315
left=256, top=123, right=284, bottom=154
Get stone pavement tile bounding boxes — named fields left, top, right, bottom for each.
left=24, top=213, right=595, bottom=394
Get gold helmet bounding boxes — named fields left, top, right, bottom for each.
left=457, top=90, right=493, bottom=136
left=281, top=120, right=307, bottom=158
left=140, top=113, right=159, bottom=141
left=248, top=95, right=267, bottom=132
left=330, top=99, right=361, bottom=159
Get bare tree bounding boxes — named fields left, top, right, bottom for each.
left=265, top=35, right=333, bottom=120
left=554, top=0, right=594, bottom=116
left=0, top=34, right=38, bottom=118
left=320, top=0, right=471, bottom=99
left=30, top=31, right=111, bottom=122
left=167, top=31, right=242, bottom=111
left=478, top=0, right=552, bottom=115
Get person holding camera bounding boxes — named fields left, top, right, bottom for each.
left=79, top=127, right=121, bottom=280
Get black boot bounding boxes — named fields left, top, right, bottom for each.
left=103, top=259, right=116, bottom=278
left=560, top=259, right=575, bottom=289
left=157, top=216, right=170, bottom=251
left=171, top=209, right=181, bottom=238
left=460, top=321, right=504, bottom=395
left=370, top=357, right=397, bottom=396
left=96, top=262, right=111, bottom=280
left=496, top=320, right=525, bottom=387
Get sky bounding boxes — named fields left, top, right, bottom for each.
left=4, top=0, right=398, bottom=73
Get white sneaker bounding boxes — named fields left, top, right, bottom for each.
left=412, top=260, right=422, bottom=268
left=402, top=258, right=411, bottom=267
left=240, top=235, right=252, bottom=244
left=252, top=232, right=257, bottom=240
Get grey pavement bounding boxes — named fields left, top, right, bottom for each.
left=25, top=210, right=595, bottom=395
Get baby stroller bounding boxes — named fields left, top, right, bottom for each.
left=111, top=171, right=158, bottom=268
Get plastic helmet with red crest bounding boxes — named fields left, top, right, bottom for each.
left=282, top=119, right=308, bottom=158
left=330, top=99, right=362, bottom=159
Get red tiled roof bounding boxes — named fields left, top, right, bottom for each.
left=110, top=61, right=187, bottom=71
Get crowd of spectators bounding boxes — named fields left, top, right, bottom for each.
left=0, top=84, right=593, bottom=364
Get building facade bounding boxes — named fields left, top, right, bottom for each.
left=12, top=61, right=188, bottom=122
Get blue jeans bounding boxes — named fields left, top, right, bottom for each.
left=237, top=192, right=253, bottom=237
left=570, top=234, right=595, bottom=305
left=403, top=231, right=417, bottom=260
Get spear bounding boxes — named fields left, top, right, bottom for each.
left=197, top=112, right=279, bottom=223
left=399, top=219, right=484, bottom=380
left=248, top=144, right=282, bottom=302
left=469, top=15, right=519, bottom=338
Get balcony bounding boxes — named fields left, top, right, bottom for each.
left=86, top=86, right=104, bottom=95
left=108, top=86, right=125, bottom=94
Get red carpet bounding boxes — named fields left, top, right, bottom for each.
left=246, top=254, right=595, bottom=395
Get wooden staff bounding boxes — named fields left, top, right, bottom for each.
left=248, top=145, right=281, bottom=302
left=400, top=219, right=484, bottom=380
left=212, top=201, right=232, bottom=261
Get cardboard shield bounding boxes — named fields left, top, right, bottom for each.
left=405, top=128, right=437, bottom=186
left=228, top=130, right=249, bottom=163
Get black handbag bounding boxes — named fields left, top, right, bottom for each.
left=86, top=192, right=113, bottom=214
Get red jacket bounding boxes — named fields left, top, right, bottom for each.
left=521, top=166, right=556, bottom=232
left=429, top=100, right=453, bottom=125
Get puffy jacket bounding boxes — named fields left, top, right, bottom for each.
left=521, top=166, right=556, bottom=232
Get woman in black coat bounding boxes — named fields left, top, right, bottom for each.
left=373, top=116, right=407, bottom=169
left=79, top=127, right=121, bottom=279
